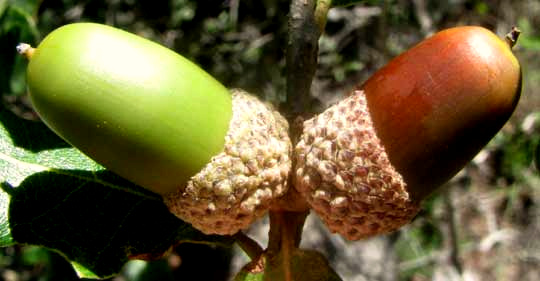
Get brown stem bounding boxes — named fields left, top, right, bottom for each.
left=266, top=211, right=309, bottom=281
left=234, top=232, right=264, bottom=260
left=285, top=0, right=322, bottom=121
left=263, top=1, right=326, bottom=278
left=267, top=211, right=308, bottom=252
left=271, top=0, right=322, bottom=237
left=505, top=26, right=521, bottom=49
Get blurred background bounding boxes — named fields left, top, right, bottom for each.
left=0, top=0, right=539, bottom=280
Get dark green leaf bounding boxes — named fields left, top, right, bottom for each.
left=0, top=107, right=233, bottom=279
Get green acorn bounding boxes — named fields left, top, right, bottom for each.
left=19, top=23, right=291, bottom=235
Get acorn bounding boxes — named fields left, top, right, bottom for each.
left=295, top=26, right=522, bottom=240
left=18, top=23, right=291, bottom=235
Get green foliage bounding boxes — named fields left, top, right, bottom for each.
left=1, top=0, right=539, bottom=280
left=473, top=1, right=489, bottom=15
left=0, top=0, right=39, bottom=96
left=170, top=0, right=196, bottom=26
left=0, top=106, right=234, bottom=278
left=20, top=245, right=49, bottom=266
left=499, top=132, right=539, bottom=182
left=395, top=221, right=442, bottom=279
left=487, top=112, right=540, bottom=183
left=0, top=0, right=7, bottom=17
left=517, top=17, right=540, bottom=51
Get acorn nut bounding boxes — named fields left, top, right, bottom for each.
left=19, top=23, right=291, bottom=235
left=295, top=26, right=522, bottom=240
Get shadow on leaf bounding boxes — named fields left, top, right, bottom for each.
left=3, top=169, right=232, bottom=278
left=0, top=106, right=70, bottom=152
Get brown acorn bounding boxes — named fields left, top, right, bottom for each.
left=295, top=26, right=522, bottom=240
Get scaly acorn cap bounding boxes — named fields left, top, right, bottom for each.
left=295, top=92, right=419, bottom=240
left=295, top=26, right=521, bottom=240
left=19, top=23, right=291, bottom=235
left=165, top=89, right=292, bottom=235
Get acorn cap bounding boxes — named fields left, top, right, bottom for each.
left=295, top=91, right=419, bottom=240
left=165, top=89, right=292, bottom=235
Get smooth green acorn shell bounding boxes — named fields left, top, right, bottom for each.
left=26, top=23, right=233, bottom=195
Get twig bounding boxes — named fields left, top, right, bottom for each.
left=442, top=188, right=463, bottom=274
left=314, top=0, right=332, bottom=33
left=266, top=211, right=310, bottom=280
left=285, top=0, right=321, bottom=121
left=264, top=2, right=324, bottom=277
left=234, top=232, right=264, bottom=260
left=229, top=0, right=240, bottom=30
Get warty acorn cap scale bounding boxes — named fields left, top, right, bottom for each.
left=295, top=91, right=420, bottom=240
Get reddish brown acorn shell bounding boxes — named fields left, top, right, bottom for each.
left=360, top=26, right=521, bottom=201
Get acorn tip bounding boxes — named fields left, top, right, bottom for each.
left=505, top=27, right=521, bottom=49
left=16, top=43, right=35, bottom=59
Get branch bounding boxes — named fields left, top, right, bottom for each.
left=266, top=211, right=310, bottom=280
left=285, top=0, right=321, bottom=121
left=314, top=0, right=332, bottom=33
left=234, top=232, right=264, bottom=260
left=442, top=188, right=463, bottom=274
